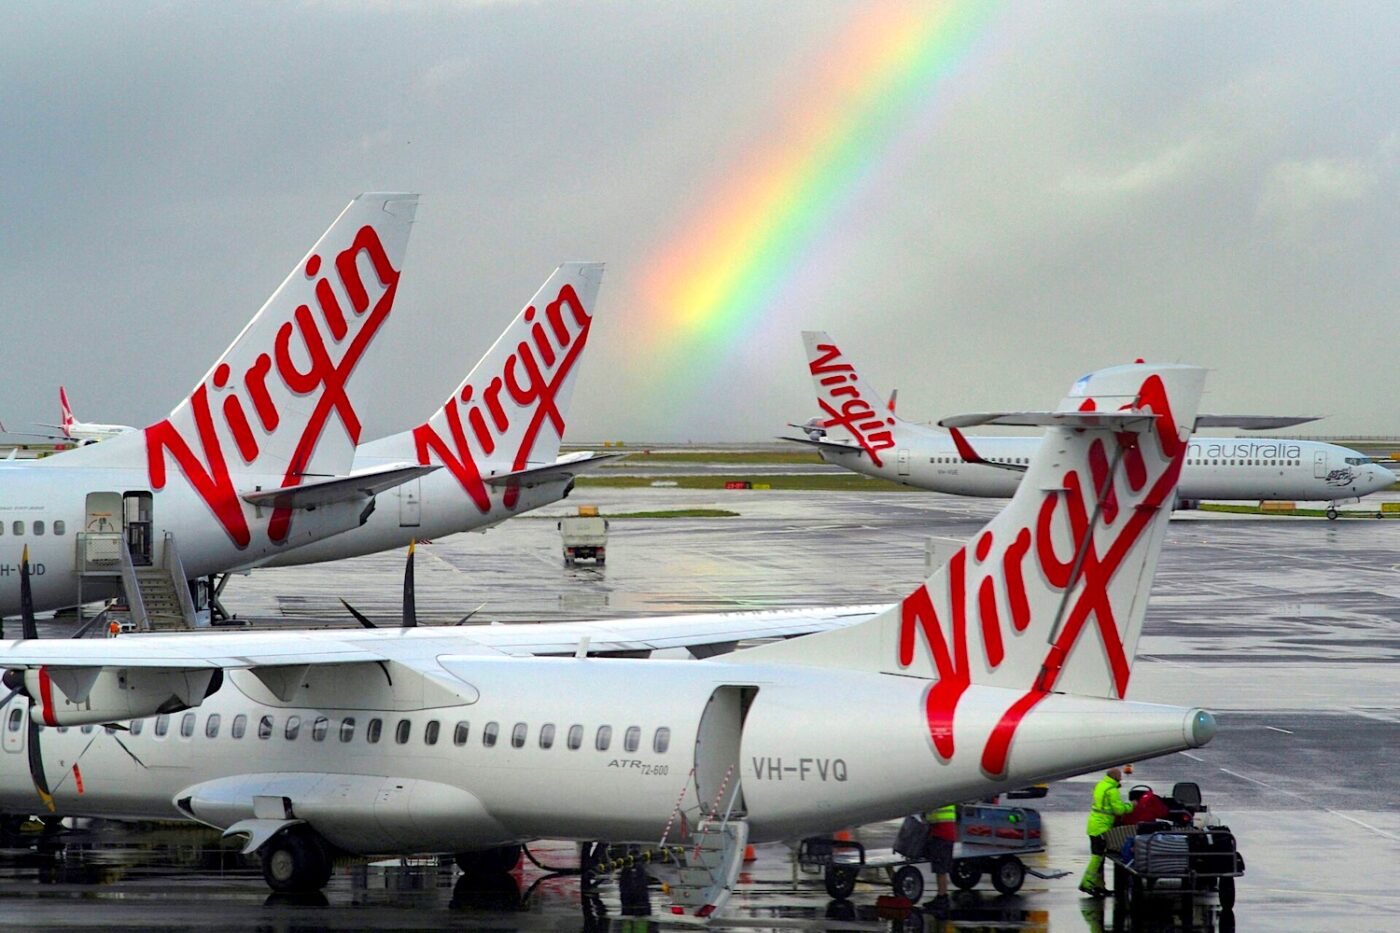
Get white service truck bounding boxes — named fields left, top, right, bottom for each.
left=559, top=506, right=609, bottom=565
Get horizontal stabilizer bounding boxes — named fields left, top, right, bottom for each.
left=1194, top=414, right=1320, bottom=430
left=483, top=451, right=622, bottom=489
left=241, top=463, right=439, bottom=511
left=777, top=435, right=867, bottom=456
left=939, top=411, right=1158, bottom=429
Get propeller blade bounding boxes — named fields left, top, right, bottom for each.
left=20, top=545, right=38, bottom=641
left=339, top=599, right=378, bottom=629
left=108, top=731, right=148, bottom=769
left=26, top=715, right=54, bottom=812
left=454, top=602, right=488, bottom=626
left=402, top=540, right=417, bottom=628
left=71, top=610, right=109, bottom=640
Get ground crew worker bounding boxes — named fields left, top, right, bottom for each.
left=924, top=803, right=957, bottom=905
left=107, top=619, right=120, bottom=638
left=1079, top=767, right=1132, bottom=897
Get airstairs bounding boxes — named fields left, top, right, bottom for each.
left=75, top=531, right=199, bottom=631
left=655, top=767, right=750, bottom=918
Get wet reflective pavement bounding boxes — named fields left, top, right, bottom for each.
left=18, top=486, right=1400, bottom=930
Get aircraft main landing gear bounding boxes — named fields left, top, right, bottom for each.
left=260, top=827, right=333, bottom=893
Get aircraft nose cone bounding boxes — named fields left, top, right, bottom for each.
left=1367, top=464, right=1396, bottom=493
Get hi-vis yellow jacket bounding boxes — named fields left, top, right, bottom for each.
left=1086, top=774, right=1133, bottom=836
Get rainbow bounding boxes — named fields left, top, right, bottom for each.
left=637, top=1, right=1003, bottom=367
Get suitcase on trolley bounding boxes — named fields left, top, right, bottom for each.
left=1187, top=830, right=1237, bottom=874
left=1134, top=832, right=1189, bottom=875
left=893, top=815, right=929, bottom=860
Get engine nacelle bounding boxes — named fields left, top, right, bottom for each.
left=19, top=666, right=221, bottom=727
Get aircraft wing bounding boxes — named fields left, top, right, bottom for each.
left=1193, top=414, right=1321, bottom=430
left=240, top=462, right=439, bottom=511
left=939, top=411, right=1158, bottom=429
left=777, top=435, right=867, bottom=456
left=0, top=605, right=885, bottom=669
left=483, top=452, right=623, bottom=489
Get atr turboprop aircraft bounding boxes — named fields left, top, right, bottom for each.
left=0, top=362, right=1216, bottom=918
left=786, top=331, right=1393, bottom=518
left=0, top=193, right=434, bottom=618
left=261, top=262, right=615, bottom=568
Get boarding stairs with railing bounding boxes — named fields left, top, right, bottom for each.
left=75, top=531, right=198, bottom=632
left=654, top=765, right=750, bottom=918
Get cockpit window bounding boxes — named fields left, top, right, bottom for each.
left=1345, top=457, right=1368, bottom=466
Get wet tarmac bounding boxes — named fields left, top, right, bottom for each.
left=12, top=485, right=1400, bottom=931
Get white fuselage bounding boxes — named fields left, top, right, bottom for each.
left=0, top=650, right=1206, bottom=853
left=0, top=455, right=377, bottom=617
left=820, top=429, right=1393, bottom=504
left=262, top=440, right=571, bottom=567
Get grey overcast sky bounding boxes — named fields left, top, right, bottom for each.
left=2, top=1, right=1396, bottom=443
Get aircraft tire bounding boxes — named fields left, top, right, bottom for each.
left=260, top=828, right=332, bottom=893
left=1326, top=507, right=1339, bottom=520
left=824, top=864, right=858, bottom=900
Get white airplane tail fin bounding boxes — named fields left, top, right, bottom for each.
left=46, top=193, right=419, bottom=548
left=58, top=387, right=75, bottom=438
left=400, top=262, right=604, bottom=511
left=801, top=330, right=919, bottom=465
left=744, top=363, right=1205, bottom=770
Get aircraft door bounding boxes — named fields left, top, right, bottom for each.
left=123, top=492, right=154, bottom=566
left=398, top=478, right=422, bottom=528
left=1314, top=450, right=1328, bottom=479
left=897, top=449, right=911, bottom=476
left=694, top=686, right=756, bottom=816
left=84, top=492, right=121, bottom=535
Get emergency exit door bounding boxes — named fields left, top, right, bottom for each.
left=1, top=700, right=24, bottom=754
left=1314, top=451, right=1328, bottom=479
left=898, top=449, right=911, bottom=476
left=398, top=479, right=422, bottom=527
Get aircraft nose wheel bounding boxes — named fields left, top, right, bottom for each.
left=1326, top=507, right=1339, bottom=520
left=260, top=827, right=333, bottom=893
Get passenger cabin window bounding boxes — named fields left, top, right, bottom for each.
left=6, top=709, right=21, bottom=733
left=511, top=723, right=527, bottom=748
left=653, top=727, right=670, bottom=754
left=81, top=724, right=95, bottom=735
left=395, top=719, right=411, bottom=745
left=231, top=714, right=246, bottom=739
left=483, top=722, right=499, bottom=748
left=624, top=726, right=640, bottom=752
left=340, top=718, right=355, bottom=743
left=130, top=719, right=144, bottom=736
left=258, top=715, right=273, bottom=740
left=12, top=521, right=22, bottom=536
left=312, top=717, right=329, bottom=742
left=285, top=715, right=302, bottom=740
left=366, top=718, right=382, bottom=744
left=180, top=713, right=195, bottom=737
left=595, top=725, right=612, bottom=751
left=205, top=713, right=221, bottom=739
left=32, top=521, right=43, bottom=536
left=453, top=722, right=470, bottom=746
left=424, top=720, right=440, bottom=746
left=154, top=714, right=170, bottom=737
left=539, top=723, right=556, bottom=749
left=567, top=725, right=583, bottom=750
left=53, top=520, right=65, bottom=536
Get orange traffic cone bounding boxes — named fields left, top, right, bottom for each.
left=743, top=844, right=756, bottom=862
left=833, top=828, right=853, bottom=841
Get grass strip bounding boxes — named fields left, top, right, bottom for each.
left=1198, top=503, right=1393, bottom=518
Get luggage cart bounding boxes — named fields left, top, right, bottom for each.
left=1103, top=781, right=1245, bottom=918
left=799, top=804, right=1065, bottom=902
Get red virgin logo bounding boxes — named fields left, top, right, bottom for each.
left=808, top=342, right=896, bottom=467
left=411, top=283, right=591, bottom=512
left=145, top=225, right=400, bottom=548
left=898, top=375, right=1186, bottom=777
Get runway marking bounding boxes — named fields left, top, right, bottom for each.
left=1217, top=767, right=1400, bottom=841
left=1179, top=751, right=1203, bottom=762
left=1264, top=725, right=1294, bottom=734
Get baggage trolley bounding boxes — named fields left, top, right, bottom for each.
left=798, top=804, right=1065, bottom=902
